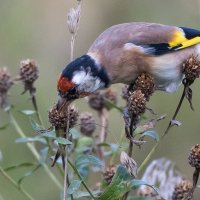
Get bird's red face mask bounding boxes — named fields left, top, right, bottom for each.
left=57, top=75, right=90, bottom=100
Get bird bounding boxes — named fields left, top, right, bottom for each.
left=57, top=22, right=200, bottom=100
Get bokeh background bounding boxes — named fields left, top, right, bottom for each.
left=0, top=0, right=200, bottom=199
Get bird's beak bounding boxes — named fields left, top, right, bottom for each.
left=57, top=97, right=74, bottom=111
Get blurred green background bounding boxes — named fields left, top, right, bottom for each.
left=0, top=0, right=200, bottom=199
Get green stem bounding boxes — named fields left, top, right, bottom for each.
left=0, top=165, right=35, bottom=200
left=67, top=159, right=95, bottom=199
left=8, top=110, right=62, bottom=190
left=137, top=131, right=167, bottom=175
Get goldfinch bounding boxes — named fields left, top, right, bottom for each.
left=57, top=22, right=200, bottom=100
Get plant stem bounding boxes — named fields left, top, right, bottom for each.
left=0, top=165, right=35, bottom=200
left=8, top=110, right=62, bottom=190
left=67, top=159, right=96, bottom=200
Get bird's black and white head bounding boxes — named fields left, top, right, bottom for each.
left=57, top=55, right=110, bottom=100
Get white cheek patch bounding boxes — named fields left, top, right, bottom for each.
left=72, top=70, right=105, bottom=93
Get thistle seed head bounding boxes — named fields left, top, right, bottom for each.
left=183, top=55, right=200, bottom=82
left=20, top=59, right=39, bottom=83
left=127, top=90, right=146, bottom=116
left=0, top=67, right=13, bottom=110
left=172, top=180, right=193, bottom=200
left=79, top=112, right=96, bottom=136
left=103, top=165, right=116, bottom=185
left=132, top=73, right=155, bottom=100
left=88, top=91, right=104, bottom=111
left=138, top=187, right=161, bottom=200
left=48, top=104, right=78, bottom=128
left=188, top=144, right=200, bottom=169
left=104, top=88, right=118, bottom=110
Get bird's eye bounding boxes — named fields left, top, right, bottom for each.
left=68, top=87, right=77, bottom=95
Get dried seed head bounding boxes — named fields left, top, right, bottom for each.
left=183, top=55, right=200, bottom=82
left=128, top=90, right=146, bottom=116
left=132, top=73, right=155, bottom=100
left=20, top=59, right=39, bottom=83
left=103, top=165, right=116, bottom=185
left=48, top=104, right=78, bottom=128
left=104, top=88, right=118, bottom=110
left=67, top=2, right=81, bottom=35
left=188, top=144, right=200, bottom=169
left=138, top=187, right=161, bottom=200
left=80, top=112, right=96, bottom=136
left=172, top=180, right=193, bottom=200
left=120, top=151, right=137, bottom=177
left=0, top=67, right=13, bottom=110
left=121, top=85, right=129, bottom=100
left=88, top=91, right=104, bottom=111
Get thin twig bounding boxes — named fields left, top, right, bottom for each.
left=67, top=159, right=96, bottom=200
left=164, top=84, right=187, bottom=135
left=0, top=165, right=35, bottom=200
left=8, top=110, right=62, bottom=190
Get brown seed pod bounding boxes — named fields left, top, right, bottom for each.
left=103, top=165, right=116, bottom=185
left=88, top=91, right=104, bottom=111
left=48, top=104, right=78, bottom=128
left=183, top=55, right=200, bottom=82
left=20, top=59, right=39, bottom=83
left=0, top=67, right=13, bottom=110
left=188, top=144, right=200, bottom=169
left=138, top=186, right=161, bottom=200
left=172, top=180, right=193, bottom=200
left=79, top=112, right=96, bottom=136
left=132, top=73, right=155, bottom=100
left=103, top=88, right=118, bottom=110
left=127, top=90, right=146, bottom=116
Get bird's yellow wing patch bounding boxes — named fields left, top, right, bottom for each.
left=169, top=29, right=200, bottom=50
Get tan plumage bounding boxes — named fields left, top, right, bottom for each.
left=88, top=22, right=200, bottom=92
left=58, top=22, right=200, bottom=99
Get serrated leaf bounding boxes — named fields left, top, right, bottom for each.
left=75, top=155, right=104, bottom=169
left=20, top=110, right=36, bottom=116
left=67, top=180, right=82, bottom=195
left=0, top=123, right=10, bottom=131
left=97, top=165, right=132, bottom=200
left=4, top=162, right=36, bottom=172
left=18, top=164, right=41, bottom=186
left=15, top=137, right=47, bottom=144
left=141, top=131, right=159, bottom=142
left=56, top=137, right=72, bottom=145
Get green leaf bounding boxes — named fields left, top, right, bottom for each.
left=76, top=137, right=93, bottom=148
left=73, top=190, right=100, bottom=199
left=39, top=147, right=49, bottom=163
left=56, top=137, right=72, bottom=145
left=96, top=165, right=132, bottom=200
left=30, top=118, right=43, bottom=131
left=128, top=179, right=159, bottom=194
left=0, top=123, right=10, bottom=131
left=69, top=128, right=81, bottom=139
left=20, top=110, right=36, bottom=116
left=0, top=149, right=2, bottom=161
left=39, top=130, right=56, bottom=139
left=141, top=131, right=159, bottom=142
left=75, top=155, right=104, bottom=169
left=4, top=162, right=36, bottom=172
left=15, top=137, right=47, bottom=144
left=18, top=164, right=41, bottom=186
left=67, top=180, right=82, bottom=195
